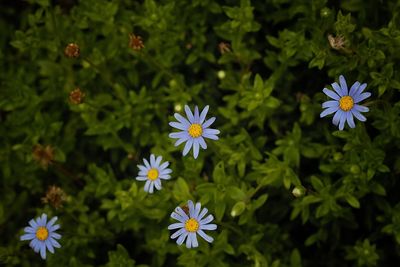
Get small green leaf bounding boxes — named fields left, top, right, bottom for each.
left=371, top=183, right=386, bottom=196
left=346, top=195, right=360, bottom=208
left=290, top=248, right=302, bottom=267
left=173, top=178, right=192, bottom=201
left=310, top=176, right=324, bottom=191
left=227, top=186, right=246, bottom=200
left=254, top=74, right=263, bottom=91
left=213, top=161, right=226, bottom=184
left=215, top=201, right=226, bottom=221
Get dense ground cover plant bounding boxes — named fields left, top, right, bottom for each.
left=1, top=0, right=400, bottom=266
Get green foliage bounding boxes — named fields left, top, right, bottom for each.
left=1, top=0, right=400, bottom=266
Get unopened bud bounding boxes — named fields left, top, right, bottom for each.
left=174, top=104, right=182, bottom=112
left=231, top=201, right=246, bottom=217
left=320, top=7, right=331, bottom=18
left=292, top=187, right=305, bottom=198
left=217, top=70, right=226, bottom=79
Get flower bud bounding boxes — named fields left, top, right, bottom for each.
left=174, top=104, right=183, bottom=112
left=231, top=201, right=246, bottom=217
left=217, top=70, right=226, bottom=79
left=292, top=186, right=305, bottom=198
left=320, top=7, right=331, bottom=18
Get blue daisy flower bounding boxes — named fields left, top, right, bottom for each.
left=169, top=105, right=220, bottom=159
left=320, top=75, right=371, bottom=130
left=168, top=200, right=217, bottom=248
left=136, top=154, right=172, bottom=193
left=20, top=213, right=61, bottom=260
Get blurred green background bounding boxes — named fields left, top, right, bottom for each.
left=1, top=0, right=400, bottom=266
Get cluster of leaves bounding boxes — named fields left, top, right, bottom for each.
left=1, top=0, right=400, bottom=266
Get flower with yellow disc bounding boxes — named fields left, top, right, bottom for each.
left=168, top=200, right=217, bottom=248
left=20, top=214, right=61, bottom=259
left=320, top=75, right=371, bottom=130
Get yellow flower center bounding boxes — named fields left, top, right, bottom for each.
left=36, top=227, right=49, bottom=241
left=185, top=218, right=199, bottom=232
left=188, top=124, right=203, bottom=138
left=147, top=168, right=159, bottom=180
left=339, top=96, right=354, bottom=111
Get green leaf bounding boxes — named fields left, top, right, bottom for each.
left=371, top=183, right=386, bottom=196
left=227, top=186, right=246, bottom=200
left=106, top=244, right=135, bottom=267
left=346, top=195, right=360, bottom=208
left=310, top=176, right=324, bottom=191
left=290, top=248, right=302, bottom=267
left=254, top=74, right=263, bottom=91
left=173, top=178, right=192, bottom=201
left=213, top=161, right=226, bottom=184
left=215, top=201, right=226, bottom=221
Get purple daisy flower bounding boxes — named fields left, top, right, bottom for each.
left=136, top=154, right=172, bottom=193
left=169, top=105, right=220, bottom=159
left=168, top=200, right=217, bottom=248
left=320, top=75, right=371, bottom=130
left=20, top=214, right=61, bottom=259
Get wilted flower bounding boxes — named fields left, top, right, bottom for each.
left=328, top=34, right=346, bottom=50
left=32, top=144, right=54, bottom=169
left=169, top=105, right=220, bottom=159
left=20, top=214, right=62, bottom=260
left=129, top=34, right=145, bottom=51
left=185, top=43, right=193, bottom=50
left=69, top=88, right=85, bottom=104
left=136, top=154, right=172, bottom=193
left=42, top=186, right=67, bottom=209
left=64, top=43, right=80, bottom=58
left=320, top=75, right=371, bottom=130
left=168, top=200, right=217, bottom=248
left=218, top=42, right=231, bottom=54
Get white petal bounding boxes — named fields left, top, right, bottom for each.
left=150, top=154, right=156, bottom=167
left=182, top=139, right=193, bottom=156
left=197, top=230, right=214, bottom=243
left=184, top=105, right=195, bottom=123
left=193, top=140, right=200, bottom=159
left=168, top=223, right=184, bottom=230
left=199, top=105, right=209, bottom=124
left=200, top=223, right=217, bottom=230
